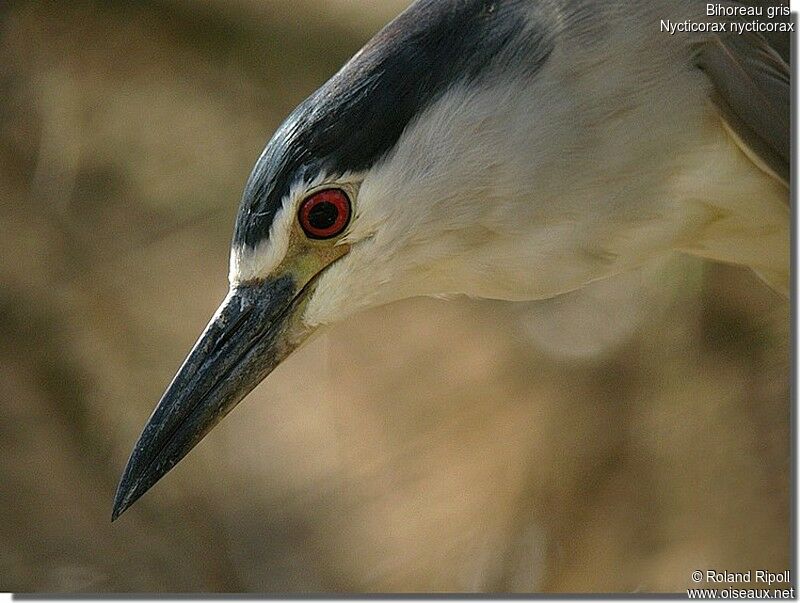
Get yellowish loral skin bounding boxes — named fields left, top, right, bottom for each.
left=239, top=211, right=351, bottom=291
left=237, top=214, right=351, bottom=348
left=287, top=221, right=351, bottom=287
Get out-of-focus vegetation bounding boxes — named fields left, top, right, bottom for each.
left=0, top=0, right=789, bottom=593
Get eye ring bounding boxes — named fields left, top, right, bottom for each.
left=298, top=188, right=351, bottom=240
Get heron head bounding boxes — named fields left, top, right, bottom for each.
left=113, top=0, right=552, bottom=520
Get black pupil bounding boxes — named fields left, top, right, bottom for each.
left=308, top=201, right=339, bottom=230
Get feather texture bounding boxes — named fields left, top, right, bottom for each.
left=694, top=32, right=790, bottom=186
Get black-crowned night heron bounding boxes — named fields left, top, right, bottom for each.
left=112, top=0, right=789, bottom=520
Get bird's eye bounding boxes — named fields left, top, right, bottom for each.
left=298, top=188, right=351, bottom=240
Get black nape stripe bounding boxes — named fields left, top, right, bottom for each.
left=233, top=0, right=554, bottom=249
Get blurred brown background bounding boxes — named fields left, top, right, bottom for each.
left=0, top=0, right=790, bottom=593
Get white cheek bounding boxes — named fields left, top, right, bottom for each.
left=301, top=260, right=354, bottom=327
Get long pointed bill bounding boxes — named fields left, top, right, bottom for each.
left=112, top=274, right=312, bottom=520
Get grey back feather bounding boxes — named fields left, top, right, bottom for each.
left=694, top=31, right=790, bottom=186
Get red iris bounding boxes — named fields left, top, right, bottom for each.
left=298, top=189, right=351, bottom=239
